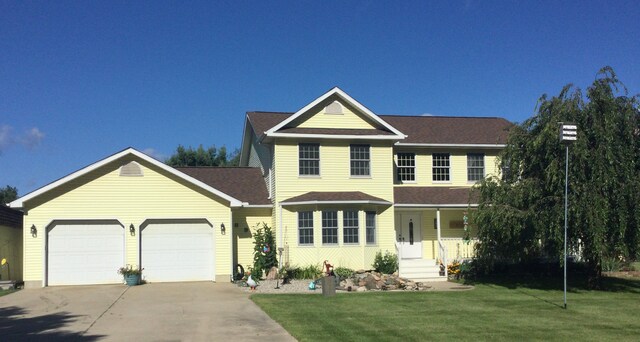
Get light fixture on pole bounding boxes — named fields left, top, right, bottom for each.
left=559, top=122, right=577, bottom=310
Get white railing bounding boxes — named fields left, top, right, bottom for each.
left=438, top=240, right=448, bottom=279
left=395, top=241, right=402, bottom=274
left=441, top=238, right=478, bottom=260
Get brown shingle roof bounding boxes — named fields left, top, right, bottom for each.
left=0, top=205, right=23, bottom=229
left=394, top=187, right=478, bottom=206
left=281, top=191, right=391, bottom=205
left=381, top=115, right=512, bottom=145
left=277, top=127, right=395, bottom=136
left=246, top=112, right=512, bottom=144
left=176, top=167, right=271, bottom=205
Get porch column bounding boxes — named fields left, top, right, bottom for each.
left=436, top=208, right=441, bottom=241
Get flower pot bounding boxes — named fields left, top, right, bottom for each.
left=124, top=274, right=140, bottom=286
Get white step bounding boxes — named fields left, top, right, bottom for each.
left=399, top=258, right=446, bottom=282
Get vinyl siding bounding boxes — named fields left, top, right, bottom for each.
left=274, top=139, right=396, bottom=269
left=21, top=155, right=232, bottom=285
left=294, top=97, right=377, bottom=130
left=247, top=130, right=273, bottom=198
left=232, top=208, right=272, bottom=270
left=393, top=148, right=501, bottom=186
left=279, top=206, right=394, bottom=270
left=0, top=225, right=22, bottom=281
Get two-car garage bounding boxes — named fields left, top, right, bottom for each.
left=46, top=219, right=215, bottom=286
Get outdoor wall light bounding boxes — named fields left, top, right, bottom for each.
left=129, top=224, right=135, bottom=235
left=220, top=223, right=226, bottom=235
left=30, top=224, right=37, bottom=237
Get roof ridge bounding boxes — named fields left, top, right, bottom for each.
left=380, top=114, right=509, bottom=120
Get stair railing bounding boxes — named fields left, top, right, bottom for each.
left=438, top=240, right=448, bottom=279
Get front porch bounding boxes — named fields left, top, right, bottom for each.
left=395, top=208, right=477, bottom=281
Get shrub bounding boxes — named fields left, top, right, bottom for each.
left=601, top=256, right=622, bottom=272
left=333, top=266, right=355, bottom=279
left=373, top=250, right=398, bottom=274
left=284, top=264, right=322, bottom=279
left=252, top=223, right=278, bottom=279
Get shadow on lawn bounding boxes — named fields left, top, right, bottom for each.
left=0, top=306, right=104, bottom=341
left=463, top=273, right=640, bottom=294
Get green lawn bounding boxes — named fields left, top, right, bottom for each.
left=251, top=276, right=640, bottom=341
left=0, top=289, right=16, bottom=297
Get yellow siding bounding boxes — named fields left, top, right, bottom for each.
left=279, top=206, right=395, bottom=270
left=295, top=97, right=377, bottom=130
left=232, top=208, right=272, bottom=270
left=22, top=155, right=232, bottom=285
left=394, top=148, right=501, bottom=187
left=273, top=139, right=396, bottom=270
left=0, top=225, right=23, bottom=281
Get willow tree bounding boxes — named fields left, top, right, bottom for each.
left=472, top=67, right=640, bottom=287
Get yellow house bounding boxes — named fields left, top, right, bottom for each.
left=239, top=87, right=511, bottom=281
left=10, top=87, right=511, bottom=287
left=0, top=205, right=23, bottom=283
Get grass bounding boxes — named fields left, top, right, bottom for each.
left=251, top=275, right=640, bottom=341
left=0, top=289, right=16, bottom=297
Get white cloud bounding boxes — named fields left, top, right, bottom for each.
left=419, top=113, right=435, bottom=116
left=21, top=127, right=45, bottom=149
left=142, top=148, right=167, bottom=161
left=0, top=125, right=46, bottom=153
left=0, top=125, right=12, bottom=152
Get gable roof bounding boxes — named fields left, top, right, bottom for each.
left=394, top=187, right=479, bottom=208
left=383, top=115, right=512, bottom=147
left=176, top=167, right=271, bottom=206
left=0, top=205, right=23, bottom=229
left=264, top=87, right=406, bottom=140
left=281, top=191, right=391, bottom=206
left=247, top=112, right=512, bottom=147
left=9, top=148, right=245, bottom=209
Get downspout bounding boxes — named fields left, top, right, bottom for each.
left=278, top=204, right=283, bottom=269
left=229, top=209, right=234, bottom=282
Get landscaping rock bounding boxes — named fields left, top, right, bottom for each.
left=356, top=286, right=367, bottom=292
left=266, top=267, right=278, bottom=280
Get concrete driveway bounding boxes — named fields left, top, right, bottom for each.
left=0, top=282, right=295, bottom=341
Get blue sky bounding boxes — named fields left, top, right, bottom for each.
left=1, top=1, right=639, bottom=195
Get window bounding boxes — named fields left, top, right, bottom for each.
left=343, top=210, right=359, bottom=244
left=432, top=153, right=450, bottom=181
left=299, top=143, right=320, bottom=176
left=467, top=153, right=485, bottom=182
left=396, top=153, right=416, bottom=182
left=366, top=211, right=376, bottom=244
left=321, top=211, right=338, bottom=244
left=350, top=145, right=370, bottom=176
left=298, top=211, right=314, bottom=245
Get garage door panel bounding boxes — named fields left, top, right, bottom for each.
left=141, top=221, right=213, bottom=282
left=48, top=222, right=124, bottom=286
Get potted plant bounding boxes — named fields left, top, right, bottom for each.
left=118, top=265, right=143, bottom=286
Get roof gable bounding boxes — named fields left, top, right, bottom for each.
left=266, top=87, right=405, bottom=139
left=9, top=148, right=244, bottom=209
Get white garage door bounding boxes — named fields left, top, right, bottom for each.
left=141, top=220, right=214, bottom=282
left=47, top=221, right=125, bottom=286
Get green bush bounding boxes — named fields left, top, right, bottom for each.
left=284, top=264, right=323, bottom=279
left=252, top=223, right=277, bottom=279
left=372, top=250, right=398, bottom=274
left=334, top=266, right=355, bottom=279
left=601, top=256, right=622, bottom=272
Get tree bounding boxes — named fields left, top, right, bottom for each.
left=0, top=185, right=18, bottom=205
left=472, top=67, right=640, bottom=287
left=252, top=223, right=278, bottom=279
left=165, top=144, right=240, bottom=167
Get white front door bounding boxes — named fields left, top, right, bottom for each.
left=399, top=214, right=422, bottom=259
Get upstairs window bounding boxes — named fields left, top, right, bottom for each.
left=350, top=145, right=370, bottom=176
left=321, top=211, right=338, bottom=245
left=432, top=153, right=450, bottom=182
left=396, top=153, right=416, bottom=182
left=467, top=153, right=485, bottom=182
left=298, top=211, right=314, bottom=245
left=343, top=210, right=359, bottom=244
left=299, top=143, right=320, bottom=176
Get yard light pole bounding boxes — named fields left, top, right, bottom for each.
left=559, top=122, right=577, bottom=309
